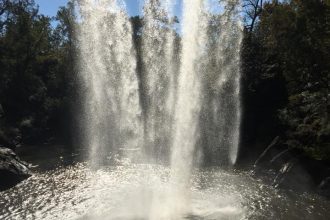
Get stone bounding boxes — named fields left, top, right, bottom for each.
left=0, top=147, right=31, bottom=191
left=318, top=177, right=330, bottom=197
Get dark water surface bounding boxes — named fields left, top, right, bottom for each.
left=0, top=145, right=329, bottom=220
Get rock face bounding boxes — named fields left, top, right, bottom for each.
left=0, top=147, right=31, bottom=191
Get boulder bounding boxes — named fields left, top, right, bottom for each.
left=318, top=177, right=330, bottom=198
left=273, top=159, right=314, bottom=192
left=0, top=147, right=31, bottom=191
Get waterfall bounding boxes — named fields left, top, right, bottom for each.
left=78, top=0, right=142, bottom=166
left=168, top=0, right=208, bottom=216
left=199, top=0, right=243, bottom=165
left=77, top=0, right=242, bottom=218
left=217, top=0, right=242, bottom=165
left=141, top=0, right=177, bottom=162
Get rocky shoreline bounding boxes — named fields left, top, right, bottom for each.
left=252, top=137, right=330, bottom=198
left=0, top=147, right=31, bottom=191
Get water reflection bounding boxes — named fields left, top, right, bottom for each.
left=1, top=162, right=329, bottom=220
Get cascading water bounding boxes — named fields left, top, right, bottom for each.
left=168, top=0, right=209, bottom=217
left=199, top=0, right=242, bottom=165
left=78, top=0, right=143, bottom=165
left=78, top=0, right=243, bottom=218
left=2, top=2, right=330, bottom=220
left=218, top=0, right=242, bottom=165
left=141, top=0, right=178, bottom=162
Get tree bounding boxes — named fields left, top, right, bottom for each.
left=0, top=0, right=77, bottom=145
left=241, top=0, right=330, bottom=160
left=243, top=0, right=264, bottom=31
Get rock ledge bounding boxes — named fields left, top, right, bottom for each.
left=0, top=147, right=31, bottom=191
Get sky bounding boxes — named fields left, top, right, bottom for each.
left=35, top=0, right=69, bottom=17
left=35, top=0, right=182, bottom=18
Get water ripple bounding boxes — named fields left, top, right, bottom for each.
left=0, top=163, right=329, bottom=220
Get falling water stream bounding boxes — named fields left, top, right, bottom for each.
left=78, top=0, right=244, bottom=217
left=1, top=0, right=330, bottom=220
left=78, top=0, right=142, bottom=165
left=79, top=0, right=242, bottom=169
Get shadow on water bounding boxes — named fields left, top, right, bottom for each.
left=16, top=144, right=86, bottom=171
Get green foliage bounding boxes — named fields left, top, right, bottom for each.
left=0, top=0, right=77, bottom=145
left=279, top=91, right=330, bottom=159
left=242, top=0, right=330, bottom=160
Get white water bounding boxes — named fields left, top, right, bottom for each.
left=168, top=0, right=208, bottom=217
left=3, top=162, right=329, bottom=220
left=141, top=0, right=177, bottom=161
left=78, top=0, right=243, bottom=218
left=201, top=0, right=243, bottom=165
left=78, top=0, right=143, bottom=166
left=1, top=2, right=329, bottom=220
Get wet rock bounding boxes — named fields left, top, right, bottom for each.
left=318, top=177, right=330, bottom=198
left=252, top=136, right=330, bottom=195
left=0, top=147, right=31, bottom=191
left=273, top=159, right=314, bottom=192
